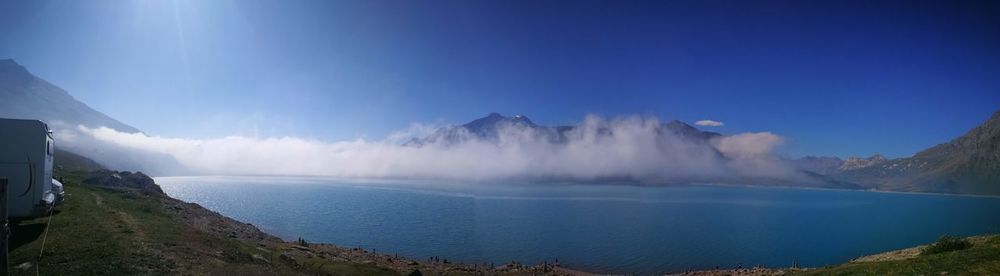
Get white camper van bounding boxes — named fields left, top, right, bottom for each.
left=0, top=119, right=56, bottom=219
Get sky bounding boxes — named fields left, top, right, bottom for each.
left=1, top=0, right=998, bottom=159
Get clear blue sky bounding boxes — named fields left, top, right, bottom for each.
left=1, top=0, right=997, bottom=158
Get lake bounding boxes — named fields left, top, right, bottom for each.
left=156, top=176, right=1000, bottom=274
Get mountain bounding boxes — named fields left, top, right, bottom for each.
left=6, top=58, right=995, bottom=193
left=415, top=112, right=554, bottom=144
left=839, top=154, right=888, bottom=171
left=0, top=58, right=187, bottom=175
left=793, top=156, right=845, bottom=175
left=465, top=112, right=538, bottom=133
left=837, top=110, right=1000, bottom=195
left=0, top=59, right=140, bottom=133
left=412, top=112, right=722, bottom=146
left=662, top=119, right=723, bottom=141
left=54, top=148, right=106, bottom=173
left=410, top=112, right=859, bottom=189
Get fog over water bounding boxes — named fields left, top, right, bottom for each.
left=56, top=115, right=804, bottom=184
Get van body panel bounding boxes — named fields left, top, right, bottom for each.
left=0, top=118, right=55, bottom=218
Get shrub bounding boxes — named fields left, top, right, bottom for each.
left=921, top=235, right=971, bottom=255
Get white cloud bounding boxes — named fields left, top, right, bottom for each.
left=695, top=120, right=724, bottom=127
left=712, top=132, right=783, bottom=159
left=59, top=115, right=801, bottom=184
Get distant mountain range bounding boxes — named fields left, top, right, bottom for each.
left=793, top=110, right=1000, bottom=195
left=405, top=110, right=1000, bottom=195
left=0, top=59, right=186, bottom=175
left=409, top=111, right=860, bottom=189
left=410, top=112, right=722, bottom=146
left=2, top=58, right=997, bottom=195
left=840, top=111, right=1000, bottom=194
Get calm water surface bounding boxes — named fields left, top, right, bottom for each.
left=156, top=176, right=1000, bottom=274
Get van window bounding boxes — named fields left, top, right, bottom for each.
left=47, top=140, right=53, bottom=155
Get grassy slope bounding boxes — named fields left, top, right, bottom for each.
left=8, top=171, right=396, bottom=275
left=53, top=148, right=106, bottom=173
left=794, top=235, right=1000, bottom=275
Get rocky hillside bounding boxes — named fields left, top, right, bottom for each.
left=0, top=59, right=139, bottom=133
left=838, top=110, right=1000, bottom=195
left=54, top=148, right=107, bottom=173
left=83, top=170, right=165, bottom=195
left=839, top=154, right=888, bottom=171
left=793, top=156, right=845, bottom=175
left=0, top=59, right=188, bottom=175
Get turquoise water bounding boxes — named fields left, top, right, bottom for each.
left=156, top=176, right=1000, bottom=274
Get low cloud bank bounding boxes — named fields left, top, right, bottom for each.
left=58, top=115, right=806, bottom=184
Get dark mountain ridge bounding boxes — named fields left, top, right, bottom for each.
left=795, top=110, right=1000, bottom=195
left=837, top=110, right=1000, bottom=194
left=0, top=59, right=140, bottom=133
left=413, top=112, right=722, bottom=146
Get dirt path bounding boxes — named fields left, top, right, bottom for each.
left=90, top=191, right=145, bottom=241
left=90, top=191, right=144, bottom=239
left=90, top=191, right=159, bottom=268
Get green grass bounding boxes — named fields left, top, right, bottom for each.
left=9, top=175, right=169, bottom=275
left=794, top=235, right=1000, bottom=275
left=8, top=171, right=398, bottom=275
left=53, top=149, right=106, bottom=173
